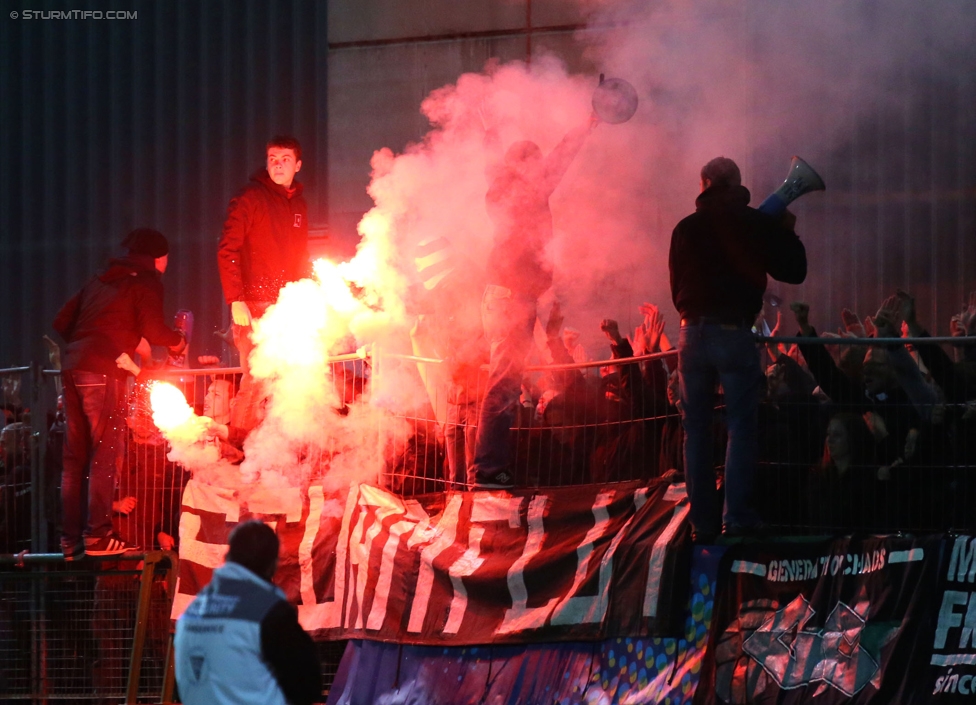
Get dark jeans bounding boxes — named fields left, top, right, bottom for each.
left=445, top=393, right=478, bottom=487
left=468, top=285, right=536, bottom=486
left=61, top=370, right=126, bottom=543
left=230, top=300, right=272, bottom=433
left=678, top=323, right=763, bottom=534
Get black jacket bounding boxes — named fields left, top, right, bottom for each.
left=218, top=169, right=310, bottom=305
left=669, top=184, right=806, bottom=321
left=53, top=256, right=183, bottom=377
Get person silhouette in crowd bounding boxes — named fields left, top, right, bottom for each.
left=469, top=115, right=598, bottom=488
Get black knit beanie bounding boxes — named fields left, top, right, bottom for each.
left=121, top=228, right=169, bottom=258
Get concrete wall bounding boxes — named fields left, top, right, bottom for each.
left=326, top=1, right=591, bottom=251
left=324, top=2, right=976, bottom=342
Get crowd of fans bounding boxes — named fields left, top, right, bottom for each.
left=3, top=288, right=976, bottom=556
left=401, top=288, right=976, bottom=534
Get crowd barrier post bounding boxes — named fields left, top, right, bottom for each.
left=29, top=364, right=53, bottom=553
left=126, top=550, right=177, bottom=704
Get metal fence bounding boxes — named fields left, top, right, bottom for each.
left=383, top=347, right=683, bottom=494
left=0, top=551, right=176, bottom=703
left=381, top=334, right=976, bottom=536
left=7, top=336, right=976, bottom=541
left=2, top=332, right=975, bottom=698
left=2, top=363, right=351, bottom=702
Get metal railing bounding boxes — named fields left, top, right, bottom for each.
left=378, top=334, right=976, bottom=537
left=8, top=336, right=976, bottom=541
left=3, top=331, right=975, bottom=698
left=2, top=363, right=351, bottom=700
left=0, top=551, right=176, bottom=703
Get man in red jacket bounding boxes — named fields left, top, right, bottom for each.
left=218, top=136, right=310, bottom=433
left=53, top=228, right=186, bottom=559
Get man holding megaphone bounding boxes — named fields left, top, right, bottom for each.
left=669, top=156, right=810, bottom=543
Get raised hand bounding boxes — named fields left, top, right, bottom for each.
left=638, top=302, right=659, bottom=319
left=765, top=310, right=789, bottom=359
left=873, top=310, right=899, bottom=340
left=962, top=291, right=976, bottom=335
left=876, top=294, right=903, bottom=328
left=641, top=303, right=666, bottom=353
left=863, top=315, right=877, bottom=339
left=951, top=314, right=965, bottom=338
left=820, top=331, right=841, bottom=361
left=841, top=308, right=866, bottom=337
left=632, top=322, right=648, bottom=356
left=790, top=301, right=812, bottom=334
left=896, top=290, right=917, bottom=326
left=600, top=319, right=623, bottom=344
left=42, top=334, right=61, bottom=370
left=545, top=301, right=565, bottom=340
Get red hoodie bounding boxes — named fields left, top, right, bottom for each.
left=217, top=169, right=310, bottom=305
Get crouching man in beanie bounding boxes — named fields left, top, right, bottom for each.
left=175, top=520, right=322, bottom=705
left=52, top=228, right=187, bottom=559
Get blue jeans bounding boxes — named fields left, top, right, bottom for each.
left=468, top=285, right=536, bottom=486
left=61, top=370, right=126, bottom=543
left=678, top=323, right=763, bottom=533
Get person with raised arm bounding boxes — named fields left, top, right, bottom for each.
left=469, top=115, right=599, bottom=489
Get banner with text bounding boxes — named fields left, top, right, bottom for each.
left=909, top=534, right=976, bottom=702
left=695, top=535, right=941, bottom=705
left=173, top=478, right=692, bottom=645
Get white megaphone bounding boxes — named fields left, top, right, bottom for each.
left=757, top=156, right=825, bottom=216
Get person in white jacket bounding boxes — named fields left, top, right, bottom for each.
left=175, top=520, right=321, bottom=705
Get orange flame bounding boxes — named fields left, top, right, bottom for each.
left=149, top=381, right=194, bottom=431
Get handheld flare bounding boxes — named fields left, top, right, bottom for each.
left=149, top=381, right=194, bottom=431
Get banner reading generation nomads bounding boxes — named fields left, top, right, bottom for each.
left=695, top=535, right=941, bottom=704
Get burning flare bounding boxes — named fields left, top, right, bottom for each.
left=150, top=381, right=208, bottom=442
left=150, top=381, right=194, bottom=430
